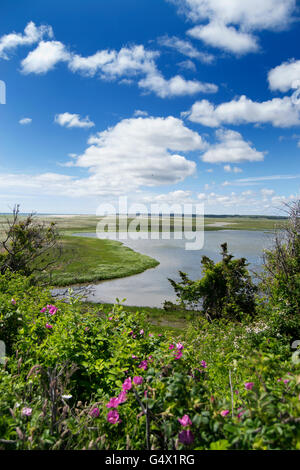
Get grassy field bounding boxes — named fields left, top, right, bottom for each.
left=37, top=235, right=159, bottom=286
left=35, top=213, right=286, bottom=233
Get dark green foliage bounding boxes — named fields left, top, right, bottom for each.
left=168, top=243, right=257, bottom=321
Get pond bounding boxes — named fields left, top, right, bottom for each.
left=68, top=230, right=273, bottom=308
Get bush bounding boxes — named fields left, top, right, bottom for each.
left=168, top=243, right=257, bottom=322
left=0, top=272, right=299, bottom=450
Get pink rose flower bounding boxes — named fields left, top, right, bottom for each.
left=133, top=376, right=143, bottom=386
left=89, top=407, right=100, bottom=418
left=220, top=410, right=230, bottom=417
left=178, top=414, right=192, bottom=427
left=138, top=360, right=148, bottom=371
left=176, top=343, right=184, bottom=351
left=122, top=378, right=132, bottom=391
left=107, top=410, right=121, bottom=424
left=175, top=350, right=183, bottom=360
left=118, top=391, right=127, bottom=404
left=244, top=382, right=254, bottom=391
left=106, top=397, right=120, bottom=409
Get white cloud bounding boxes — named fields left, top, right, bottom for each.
left=74, top=116, right=206, bottom=189
left=0, top=21, right=53, bottom=59
left=188, top=22, right=258, bottom=55
left=138, top=71, right=217, bottom=98
left=224, top=164, right=242, bottom=173
left=178, top=60, right=197, bottom=72
left=55, top=113, right=95, bottom=129
left=0, top=116, right=206, bottom=197
left=19, top=33, right=218, bottom=98
left=201, top=129, right=265, bottom=163
left=183, top=95, right=300, bottom=128
left=19, top=117, right=32, bottom=125
left=21, top=40, right=71, bottom=74
left=133, top=110, right=149, bottom=117
left=222, top=174, right=300, bottom=186
left=169, top=0, right=296, bottom=54
left=268, top=59, right=300, bottom=92
left=261, top=188, right=275, bottom=197
left=158, top=35, right=214, bottom=63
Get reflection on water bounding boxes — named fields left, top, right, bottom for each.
left=69, top=230, right=273, bottom=308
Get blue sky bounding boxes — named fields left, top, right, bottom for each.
left=0, top=0, right=299, bottom=214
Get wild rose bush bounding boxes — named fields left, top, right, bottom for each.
left=0, top=272, right=300, bottom=450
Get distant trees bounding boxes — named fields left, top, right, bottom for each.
left=0, top=205, right=61, bottom=279
left=167, top=242, right=257, bottom=322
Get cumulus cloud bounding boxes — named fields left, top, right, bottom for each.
left=188, top=22, right=258, bottom=55
left=0, top=21, right=53, bottom=59
left=55, top=113, right=95, bottom=129
left=0, top=116, right=205, bottom=198
left=18, top=30, right=217, bottom=98
left=21, top=40, right=71, bottom=74
left=268, top=59, right=300, bottom=92
left=138, top=71, right=217, bottom=98
left=19, top=117, right=32, bottom=125
left=74, top=116, right=206, bottom=189
left=158, top=35, right=214, bottom=63
left=201, top=129, right=265, bottom=163
left=168, top=0, right=296, bottom=54
left=183, top=95, right=300, bottom=128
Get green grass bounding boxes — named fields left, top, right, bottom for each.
left=82, top=301, right=191, bottom=336
left=38, top=235, right=159, bottom=287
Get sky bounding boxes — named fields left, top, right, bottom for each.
left=0, top=0, right=300, bottom=215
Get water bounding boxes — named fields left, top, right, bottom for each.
left=67, top=230, right=273, bottom=308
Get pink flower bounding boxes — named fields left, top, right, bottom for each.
left=133, top=376, right=143, bottom=386
left=40, top=307, right=47, bottom=313
left=220, top=410, right=230, bottom=417
left=149, top=333, right=153, bottom=337
left=148, top=355, right=153, bottom=361
left=176, top=343, right=184, bottom=351
left=45, top=323, right=53, bottom=329
left=118, top=391, right=127, bottom=404
left=107, top=410, right=121, bottom=424
left=129, top=331, right=134, bottom=336
left=244, top=382, right=254, bottom=391
left=108, top=317, right=113, bottom=321
left=169, top=344, right=175, bottom=350
left=21, top=407, right=32, bottom=417
left=178, top=415, right=192, bottom=427
left=174, top=350, right=183, bottom=360
left=11, top=298, right=16, bottom=305
left=284, top=379, right=289, bottom=384
left=122, top=378, right=132, bottom=391
left=138, top=360, right=148, bottom=371
left=158, top=334, right=162, bottom=337
left=237, top=409, right=245, bottom=419
left=106, top=397, right=120, bottom=409
left=178, top=429, right=194, bottom=445
left=89, top=407, right=100, bottom=418
left=210, top=396, right=215, bottom=403
left=48, top=306, right=58, bottom=315
left=144, top=390, right=148, bottom=398
left=200, top=360, right=207, bottom=368
left=139, top=329, right=144, bottom=335
left=132, top=355, right=138, bottom=359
